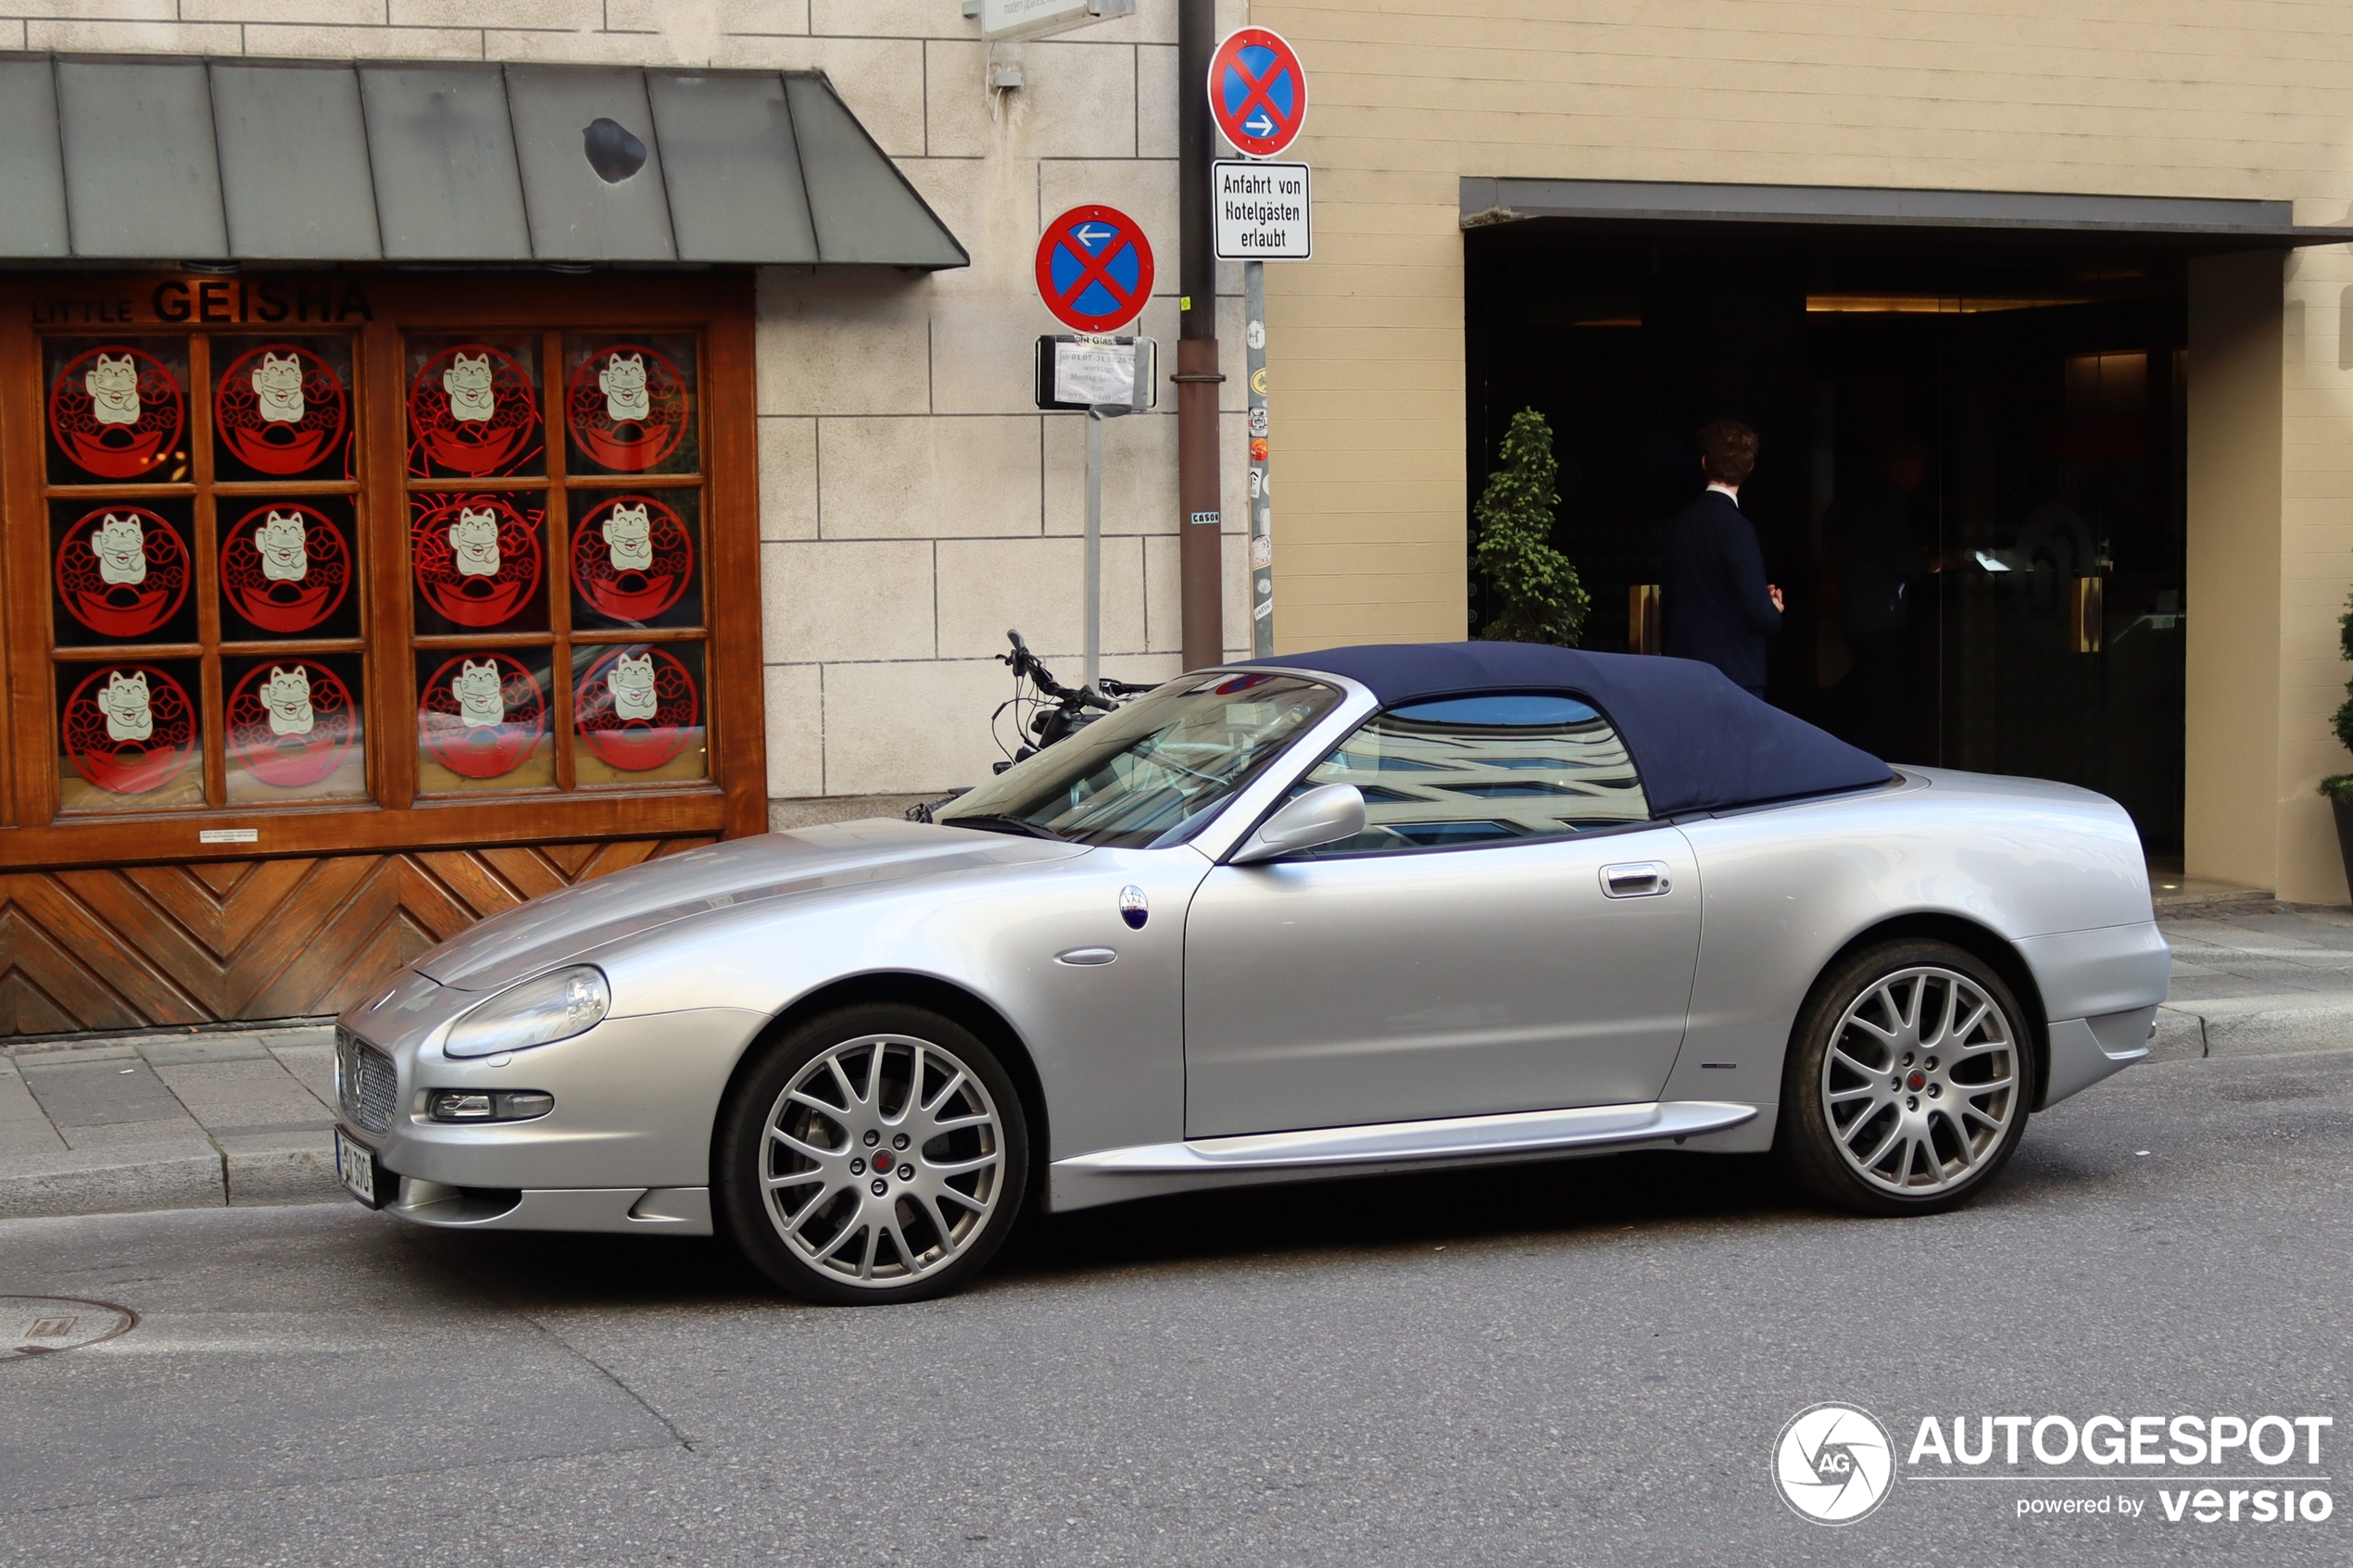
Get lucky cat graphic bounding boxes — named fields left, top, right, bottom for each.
left=85, top=354, right=142, bottom=426
left=261, top=665, right=315, bottom=737
left=443, top=352, right=497, bottom=423
left=603, top=502, right=653, bottom=571
left=449, top=507, right=501, bottom=577
left=608, top=652, right=659, bottom=720
left=91, top=513, right=147, bottom=586
left=454, top=660, right=505, bottom=728
left=253, top=351, right=306, bottom=424
left=257, top=510, right=308, bottom=582
left=97, top=670, right=152, bottom=744
left=598, top=352, right=649, bottom=422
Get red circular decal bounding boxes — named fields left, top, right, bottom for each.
left=56, top=507, right=191, bottom=639
left=419, top=654, right=547, bottom=780
left=411, top=496, right=541, bottom=628
left=571, top=495, right=694, bottom=622
left=565, top=345, right=690, bottom=471
left=214, top=344, right=347, bottom=475
left=61, top=664, right=197, bottom=796
left=221, top=504, right=351, bottom=634
left=48, top=346, right=184, bottom=481
left=226, top=659, right=358, bottom=788
left=408, top=345, right=538, bottom=476
left=575, top=646, right=698, bottom=771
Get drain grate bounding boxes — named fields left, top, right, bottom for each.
left=3, top=1296, right=137, bottom=1360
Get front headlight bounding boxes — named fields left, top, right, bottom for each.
left=444, top=966, right=610, bottom=1059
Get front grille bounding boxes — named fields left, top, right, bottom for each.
left=336, top=1028, right=397, bottom=1135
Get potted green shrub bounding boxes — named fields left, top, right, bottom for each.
left=1472, top=408, right=1590, bottom=646
left=2323, top=587, right=2353, bottom=895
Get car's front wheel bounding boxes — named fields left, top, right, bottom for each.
left=715, top=1004, right=1027, bottom=1305
left=1776, top=940, right=2030, bottom=1216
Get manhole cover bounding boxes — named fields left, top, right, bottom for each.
left=1, top=1296, right=138, bottom=1360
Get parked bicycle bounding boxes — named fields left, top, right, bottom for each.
left=908, top=631, right=1155, bottom=822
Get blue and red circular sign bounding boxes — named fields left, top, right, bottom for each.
left=1209, top=27, right=1307, bottom=158
left=1035, top=205, right=1155, bottom=334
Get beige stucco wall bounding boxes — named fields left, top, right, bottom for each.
left=1255, top=0, right=2353, bottom=898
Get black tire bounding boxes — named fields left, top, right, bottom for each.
left=714, top=1004, right=1028, bottom=1306
left=1775, top=939, right=2032, bottom=1217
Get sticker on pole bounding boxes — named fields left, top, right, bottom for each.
left=1036, top=206, right=1155, bottom=334
left=1209, top=27, right=1307, bottom=158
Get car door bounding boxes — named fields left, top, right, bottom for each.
left=1182, top=693, right=1701, bottom=1138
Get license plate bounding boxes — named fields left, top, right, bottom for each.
left=334, top=1126, right=383, bottom=1209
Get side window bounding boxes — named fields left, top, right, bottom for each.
left=1290, top=692, right=1649, bottom=854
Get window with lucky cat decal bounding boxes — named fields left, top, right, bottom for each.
left=410, top=494, right=548, bottom=634
left=52, top=498, right=198, bottom=648
left=212, top=337, right=355, bottom=483
left=570, top=490, right=701, bottom=631
left=44, top=339, right=189, bottom=485
left=406, top=337, right=544, bottom=479
left=56, top=659, right=205, bottom=809
left=219, top=497, right=359, bottom=640
left=563, top=334, right=697, bottom=476
left=573, top=642, right=706, bottom=785
left=415, top=648, right=556, bottom=793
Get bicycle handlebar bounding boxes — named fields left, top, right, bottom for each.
left=1000, top=629, right=1119, bottom=709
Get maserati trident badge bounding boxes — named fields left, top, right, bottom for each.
left=1118, top=885, right=1149, bottom=930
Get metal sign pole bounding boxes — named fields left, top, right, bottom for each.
left=1085, top=407, right=1105, bottom=693
left=1245, top=258, right=1273, bottom=656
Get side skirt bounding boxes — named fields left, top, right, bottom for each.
left=1049, top=1099, right=1758, bottom=1212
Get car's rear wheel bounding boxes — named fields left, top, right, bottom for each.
left=715, top=1005, right=1027, bottom=1305
left=1776, top=940, right=2030, bottom=1216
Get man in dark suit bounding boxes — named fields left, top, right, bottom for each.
left=1662, top=419, right=1782, bottom=697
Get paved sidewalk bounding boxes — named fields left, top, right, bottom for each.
left=2152, top=900, right=2353, bottom=1060
left=0, top=901, right=2344, bottom=1222
left=0, top=1024, right=338, bottom=1220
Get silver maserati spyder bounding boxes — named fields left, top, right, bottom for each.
left=333, top=643, right=2167, bottom=1304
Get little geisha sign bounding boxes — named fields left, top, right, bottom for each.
left=31, top=277, right=374, bottom=330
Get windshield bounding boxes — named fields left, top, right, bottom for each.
left=938, top=671, right=1339, bottom=847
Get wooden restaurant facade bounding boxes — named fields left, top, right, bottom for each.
left=0, top=55, right=966, bottom=1035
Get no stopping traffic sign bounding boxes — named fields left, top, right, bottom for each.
left=1035, top=205, right=1155, bottom=334
left=1209, top=27, right=1307, bottom=158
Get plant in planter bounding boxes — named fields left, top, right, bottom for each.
left=1472, top=408, right=1590, bottom=646
left=2322, top=587, right=2353, bottom=895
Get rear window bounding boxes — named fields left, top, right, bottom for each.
left=1285, top=691, right=1649, bottom=854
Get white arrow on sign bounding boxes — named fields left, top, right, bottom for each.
left=1076, top=224, right=1113, bottom=249
left=1244, top=110, right=1277, bottom=138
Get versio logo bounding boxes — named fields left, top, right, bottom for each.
left=1775, top=1403, right=1895, bottom=1524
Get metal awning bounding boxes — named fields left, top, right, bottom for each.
left=1461, top=177, right=2353, bottom=250
left=0, top=53, right=968, bottom=269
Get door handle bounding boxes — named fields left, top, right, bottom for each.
left=1600, top=861, right=1670, bottom=898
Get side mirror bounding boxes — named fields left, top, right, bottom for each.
left=1228, top=784, right=1366, bottom=866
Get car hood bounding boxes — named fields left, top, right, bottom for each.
left=412, top=819, right=1087, bottom=992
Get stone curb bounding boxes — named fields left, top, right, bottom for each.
left=0, top=1130, right=345, bottom=1221
left=0, top=1140, right=227, bottom=1222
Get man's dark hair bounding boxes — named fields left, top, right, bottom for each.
left=1697, top=420, right=1759, bottom=485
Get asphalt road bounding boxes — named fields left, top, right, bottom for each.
left=2, top=1047, right=2347, bottom=1567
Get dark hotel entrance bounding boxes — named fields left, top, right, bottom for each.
left=1464, top=191, right=2228, bottom=853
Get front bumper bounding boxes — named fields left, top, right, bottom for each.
left=334, top=1000, right=769, bottom=1236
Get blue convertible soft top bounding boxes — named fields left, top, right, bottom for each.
left=1241, top=642, right=1893, bottom=818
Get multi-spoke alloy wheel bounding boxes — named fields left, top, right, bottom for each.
left=1778, top=941, right=2031, bottom=1216
left=1822, top=966, right=2017, bottom=1195
left=717, top=1006, right=1027, bottom=1305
